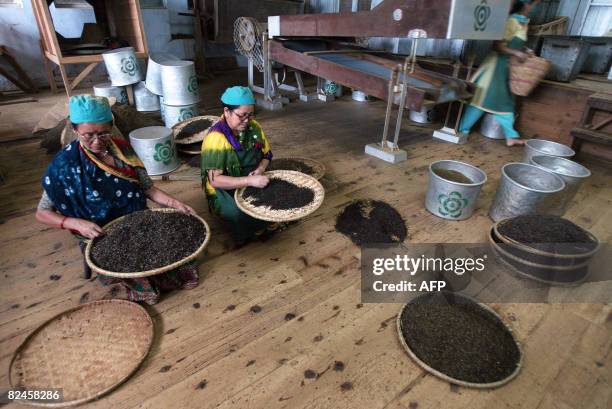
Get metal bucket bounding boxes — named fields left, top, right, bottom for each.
left=163, top=103, right=198, bottom=128
left=522, top=139, right=575, bottom=163
left=479, top=113, right=505, bottom=139
left=93, top=83, right=128, bottom=104
left=489, top=163, right=566, bottom=222
left=529, top=155, right=591, bottom=215
left=425, top=160, right=487, bottom=221
left=145, top=52, right=176, bottom=95
left=159, top=96, right=165, bottom=122
left=160, top=60, right=199, bottom=106
left=351, top=90, right=368, bottom=102
left=323, top=80, right=342, bottom=97
left=134, top=81, right=160, bottom=112
left=128, top=126, right=180, bottom=176
left=409, top=106, right=435, bottom=124
left=102, top=47, right=142, bottom=86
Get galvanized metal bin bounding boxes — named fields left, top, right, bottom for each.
left=102, top=47, right=143, bottom=86
left=540, top=37, right=591, bottom=82
left=410, top=106, right=435, bottom=124
left=425, top=160, right=487, bottom=221
left=581, top=37, right=612, bottom=74
left=479, top=113, right=505, bottom=139
left=160, top=60, right=199, bottom=106
left=159, top=96, right=166, bottom=122
left=129, top=126, right=180, bottom=176
left=145, top=53, right=176, bottom=95
left=93, top=83, right=128, bottom=104
left=489, top=163, right=565, bottom=222
left=134, top=81, right=160, bottom=112
left=529, top=155, right=591, bottom=215
left=522, top=139, right=575, bottom=163
left=163, top=103, right=199, bottom=128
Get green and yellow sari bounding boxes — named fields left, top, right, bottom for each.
left=200, top=115, right=273, bottom=241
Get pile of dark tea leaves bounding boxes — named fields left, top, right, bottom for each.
left=400, top=292, right=521, bottom=384
left=267, top=158, right=315, bottom=177
left=243, top=179, right=314, bottom=210
left=335, top=199, right=407, bottom=245
left=90, top=210, right=206, bottom=272
left=176, top=118, right=214, bottom=140
left=498, top=215, right=597, bottom=254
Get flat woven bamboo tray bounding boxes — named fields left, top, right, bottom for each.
left=267, top=156, right=326, bottom=180
left=493, top=219, right=600, bottom=260
left=9, top=300, right=153, bottom=407
left=177, top=144, right=202, bottom=155
left=396, top=292, right=523, bottom=389
left=85, top=208, right=211, bottom=278
left=488, top=227, right=589, bottom=286
left=235, top=170, right=325, bottom=222
left=172, top=115, right=219, bottom=145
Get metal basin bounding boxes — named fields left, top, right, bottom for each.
left=530, top=155, right=590, bottom=215
left=425, top=160, right=487, bottom=221
left=489, top=163, right=565, bottom=222
left=522, top=139, right=575, bottom=163
left=479, top=113, right=505, bottom=139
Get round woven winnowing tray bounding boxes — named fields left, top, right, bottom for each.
left=85, top=208, right=211, bottom=278
left=172, top=115, right=219, bottom=145
left=267, top=156, right=326, bottom=180
left=9, top=300, right=154, bottom=407
left=177, top=142, right=202, bottom=155
left=235, top=170, right=325, bottom=222
left=396, top=292, right=523, bottom=389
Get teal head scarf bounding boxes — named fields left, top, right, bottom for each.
left=69, top=95, right=113, bottom=125
left=221, top=86, right=255, bottom=106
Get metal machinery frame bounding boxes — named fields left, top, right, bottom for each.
left=257, top=0, right=512, bottom=162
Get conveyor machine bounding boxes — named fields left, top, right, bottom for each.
left=236, top=0, right=512, bottom=163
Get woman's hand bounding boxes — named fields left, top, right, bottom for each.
left=65, top=218, right=104, bottom=239
left=248, top=167, right=265, bottom=176
left=514, top=50, right=529, bottom=63
left=168, top=199, right=196, bottom=215
left=247, top=175, right=269, bottom=188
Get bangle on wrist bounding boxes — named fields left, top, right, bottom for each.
left=60, top=216, right=68, bottom=229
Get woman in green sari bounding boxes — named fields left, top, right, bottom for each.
left=459, top=0, right=541, bottom=146
left=200, top=86, right=274, bottom=242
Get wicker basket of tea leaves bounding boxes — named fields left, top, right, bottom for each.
left=235, top=170, right=324, bottom=222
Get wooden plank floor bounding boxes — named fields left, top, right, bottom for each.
left=1, top=78, right=611, bottom=408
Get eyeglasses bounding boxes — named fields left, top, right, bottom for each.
left=79, top=131, right=112, bottom=142
left=231, top=110, right=256, bottom=122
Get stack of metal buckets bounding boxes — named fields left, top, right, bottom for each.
left=145, top=54, right=200, bottom=128
left=489, top=139, right=590, bottom=221
left=425, top=139, right=591, bottom=223
left=96, top=47, right=157, bottom=112
left=96, top=49, right=200, bottom=175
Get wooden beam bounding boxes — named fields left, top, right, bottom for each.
left=0, top=65, right=30, bottom=93
left=69, top=62, right=99, bottom=91
left=40, top=40, right=58, bottom=93
left=271, top=0, right=451, bottom=39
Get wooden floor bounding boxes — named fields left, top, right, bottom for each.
left=1, top=75, right=611, bottom=409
